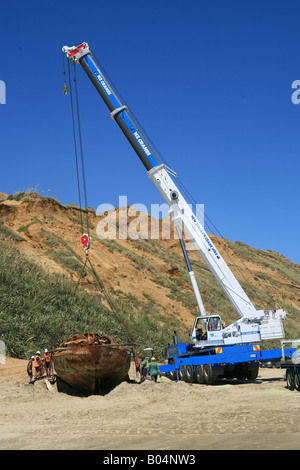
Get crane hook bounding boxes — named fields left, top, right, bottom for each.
left=63, top=82, right=68, bottom=96
left=81, top=233, right=91, bottom=256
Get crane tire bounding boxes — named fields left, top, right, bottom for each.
left=179, top=367, right=186, bottom=381
left=195, top=365, right=205, bottom=384
left=186, top=365, right=196, bottom=383
left=294, top=370, right=300, bottom=391
left=168, top=360, right=177, bottom=381
left=286, top=369, right=295, bottom=391
left=246, top=364, right=259, bottom=381
left=203, top=364, right=217, bottom=385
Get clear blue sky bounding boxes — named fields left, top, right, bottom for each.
left=1, top=0, right=300, bottom=265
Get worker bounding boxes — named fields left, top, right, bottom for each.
left=148, top=357, right=161, bottom=383
left=34, top=351, right=43, bottom=379
left=44, top=349, right=51, bottom=377
left=196, top=328, right=203, bottom=341
left=139, top=354, right=148, bottom=382
left=27, top=356, right=35, bottom=382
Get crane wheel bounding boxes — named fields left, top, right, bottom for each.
left=186, top=365, right=196, bottom=383
left=195, top=365, right=205, bottom=384
left=294, top=370, right=300, bottom=391
left=168, top=360, right=177, bottom=381
left=246, top=364, right=259, bottom=381
left=286, top=369, right=295, bottom=391
left=203, top=364, right=217, bottom=385
left=179, top=367, right=186, bottom=381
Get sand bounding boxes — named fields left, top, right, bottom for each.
left=1, top=357, right=300, bottom=451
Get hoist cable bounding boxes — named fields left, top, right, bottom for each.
left=72, top=62, right=90, bottom=237
left=67, top=58, right=84, bottom=234
left=62, top=55, right=137, bottom=343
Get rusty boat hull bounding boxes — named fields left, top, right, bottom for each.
left=52, top=333, right=131, bottom=395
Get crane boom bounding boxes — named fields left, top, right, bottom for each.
left=62, top=42, right=286, bottom=345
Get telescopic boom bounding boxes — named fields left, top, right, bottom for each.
left=62, top=42, right=286, bottom=345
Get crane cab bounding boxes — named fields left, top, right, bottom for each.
left=192, top=315, right=224, bottom=347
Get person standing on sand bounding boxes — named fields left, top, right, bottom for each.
left=34, top=351, right=43, bottom=379
left=27, top=356, right=34, bottom=382
left=148, top=357, right=161, bottom=383
left=44, top=349, right=52, bottom=377
left=139, top=354, right=148, bottom=382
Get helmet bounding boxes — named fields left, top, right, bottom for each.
left=45, top=349, right=49, bottom=353
left=36, top=351, right=40, bottom=355
left=31, top=356, right=35, bottom=360
left=141, top=355, right=145, bottom=359
left=152, top=357, right=155, bottom=361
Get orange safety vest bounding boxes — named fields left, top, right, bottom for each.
left=34, top=355, right=42, bottom=368
left=44, top=353, right=51, bottom=363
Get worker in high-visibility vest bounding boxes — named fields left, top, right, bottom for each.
left=27, top=356, right=35, bottom=382
left=148, top=357, right=161, bottom=383
left=44, top=349, right=52, bottom=377
left=34, top=351, right=43, bottom=379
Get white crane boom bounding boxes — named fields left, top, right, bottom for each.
left=62, top=42, right=286, bottom=346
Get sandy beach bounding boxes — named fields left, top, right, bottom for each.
left=1, top=357, right=300, bottom=451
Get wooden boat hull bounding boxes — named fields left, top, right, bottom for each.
left=52, top=334, right=131, bottom=395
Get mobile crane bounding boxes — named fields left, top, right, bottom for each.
left=62, top=42, right=294, bottom=384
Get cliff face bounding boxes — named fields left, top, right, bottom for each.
left=0, top=191, right=300, bottom=353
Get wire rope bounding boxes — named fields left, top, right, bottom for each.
left=72, top=62, right=90, bottom=237
left=62, top=54, right=138, bottom=343
left=67, top=59, right=84, bottom=234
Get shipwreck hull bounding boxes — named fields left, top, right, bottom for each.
left=52, top=333, right=131, bottom=395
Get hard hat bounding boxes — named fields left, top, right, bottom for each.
left=141, top=355, right=145, bottom=359
left=152, top=357, right=155, bottom=361
left=31, top=356, right=35, bottom=359
left=36, top=351, right=40, bottom=355
left=45, top=349, right=49, bottom=353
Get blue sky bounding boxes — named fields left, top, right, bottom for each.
left=1, top=0, right=300, bottom=265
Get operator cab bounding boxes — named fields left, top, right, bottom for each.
left=192, top=314, right=224, bottom=347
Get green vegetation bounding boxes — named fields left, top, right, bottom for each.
left=0, top=192, right=300, bottom=361
left=228, top=241, right=300, bottom=286
left=0, top=220, right=25, bottom=241
left=17, top=216, right=42, bottom=233
left=39, top=228, right=87, bottom=276
left=0, top=234, right=187, bottom=360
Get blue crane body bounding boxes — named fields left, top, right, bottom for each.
left=62, top=42, right=296, bottom=384
left=162, top=340, right=294, bottom=384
